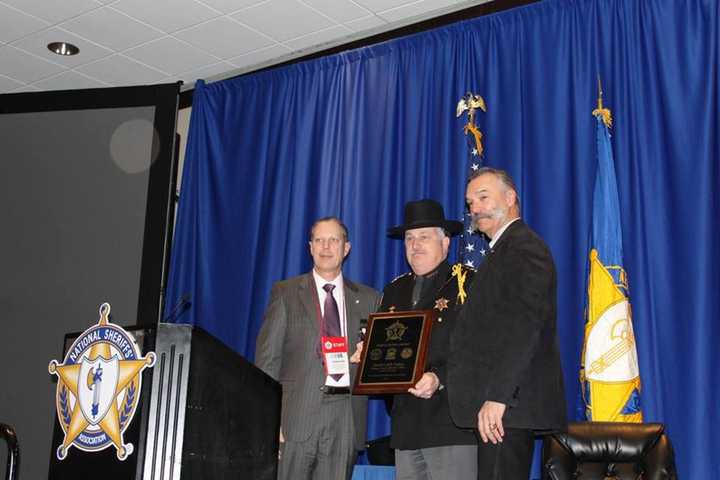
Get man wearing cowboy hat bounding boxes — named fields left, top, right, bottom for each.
left=380, top=199, right=478, bottom=480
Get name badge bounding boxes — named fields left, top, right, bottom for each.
left=321, top=336, right=350, bottom=387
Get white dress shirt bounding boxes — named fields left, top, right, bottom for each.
left=312, top=269, right=347, bottom=337
left=489, top=217, right=521, bottom=249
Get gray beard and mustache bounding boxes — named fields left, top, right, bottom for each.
left=470, top=206, right=508, bottom=232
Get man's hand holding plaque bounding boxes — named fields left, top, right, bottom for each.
left=351, top=310, right=434, bottom=395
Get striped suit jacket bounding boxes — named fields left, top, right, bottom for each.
left=255, top=272, right=379, bottom=450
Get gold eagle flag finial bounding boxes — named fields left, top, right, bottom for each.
left=592, top=76, right=612, bottom=128
left=456, top=92, right=487, bottom=157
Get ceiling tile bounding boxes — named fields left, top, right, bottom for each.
left=0, top=74, right=25, bottom=93
left=75, top=54, right=167, bottom=85
left=352, top=0, right=417, bottom=14
left=344, top=14, right=387, bottom=32
left=11, top=27, right=114, bottom=69
left=196, top=0, right=265, bottom=14
left=112, top=0, right=220, bottom=33
left=174, top=16, right=274, bottom=59
left=32, top=70, right=109, bottom=91
left=301, top=0, right=370, bottom=23
left=10, top=84, right=42, bottom=93
left=377, top=0, right=456, bottom=22
left=0, top=3, right=50, bottom=44
left=227, top=44, right=292, bottom=69
left=0, top=46, right=66, bottom=83
left=1, top=0, right=100, bottom=24
left=0, top=0, right=492, bottom=90
left=124, top=36, right=218, bottom=75
left=60, top=7, right=164, bottom=51
left=286, top=25, right=353, bottom=52
left=232, top=0, right=336, bottom=42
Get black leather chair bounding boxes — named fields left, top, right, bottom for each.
left=0, top=423, right=19, bottom=480
left=542, top=422, right=677, bottom=480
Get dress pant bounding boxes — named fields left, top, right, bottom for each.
left=277, top=394, right=356, bottom=480
left=476, top=428, right=534, bottom=480
left=395, top=445, right=477, bottom=480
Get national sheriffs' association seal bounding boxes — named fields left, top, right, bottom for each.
left=48, top=303, right=155, bottom=461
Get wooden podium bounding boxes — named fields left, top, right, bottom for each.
left=48, top=323, right=281, bottom=479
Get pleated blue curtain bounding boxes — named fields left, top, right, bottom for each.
left=166, top=0, right=720, bottom=477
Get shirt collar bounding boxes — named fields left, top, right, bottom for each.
left=312, top=269, right=343, bottom=290
left=488, top=217, right=520, bottom=248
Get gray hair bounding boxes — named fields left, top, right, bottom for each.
left=467, top=167, right=521, bottom=213
left=404, top=227, right=448, bottom=239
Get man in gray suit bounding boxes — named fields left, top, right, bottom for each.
left=255, top=216, right=379, bottom=480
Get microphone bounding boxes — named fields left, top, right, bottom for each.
left=163, top=293, right=191, bottom=323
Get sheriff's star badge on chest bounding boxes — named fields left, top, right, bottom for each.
left=434, top=297, right=449, bottom=311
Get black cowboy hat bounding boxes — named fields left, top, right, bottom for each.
left=387, top=199, right=463, bottom=238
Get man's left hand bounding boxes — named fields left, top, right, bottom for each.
left=350, top=341, right=363, bottom=363
left=408, top=372, right=440, bottom=399
left=477, top=400, right=506, bottom=444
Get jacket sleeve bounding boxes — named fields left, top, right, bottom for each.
left=255, top=283, right=287, bottom=380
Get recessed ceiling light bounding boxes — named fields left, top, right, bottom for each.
left=47, top=42, right=79, bottom=56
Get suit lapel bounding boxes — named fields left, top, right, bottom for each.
left=344, top=279, right=360, bottom=340
left=489, top=219, right=523, bottom=252
left=472, top=220, right=524, bottom=284
left=302, top=272, right=360, bottom=338
left=298, top=273, right=320, bottom=334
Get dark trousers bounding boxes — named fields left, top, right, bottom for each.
left=476, top=428, right=534, bottom=480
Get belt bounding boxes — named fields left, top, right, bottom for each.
left=319, top=385, right=350, bottom=395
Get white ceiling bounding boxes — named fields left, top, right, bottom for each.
left=0, top=0, right=491, bottom=94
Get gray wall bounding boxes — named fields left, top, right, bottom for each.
left=0, top=105, right=156, bottom=479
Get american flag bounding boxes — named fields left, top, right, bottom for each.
left=456, top=92, right=489, bottom=268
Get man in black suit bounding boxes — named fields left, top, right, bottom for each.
left=447, top=168, right=566, bottom=479
left=380, top=199, right=478, bottom=479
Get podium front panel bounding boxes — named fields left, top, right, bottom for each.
left=48, top=324, right=281, bottom=480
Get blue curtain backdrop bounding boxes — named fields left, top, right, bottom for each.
left=165, top=0, right=719, bottom=477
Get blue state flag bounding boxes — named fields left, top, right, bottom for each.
left=581, top=93, right=643, bottom=422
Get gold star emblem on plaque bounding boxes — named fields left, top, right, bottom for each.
left=434, top=297, right=449, bottom=311
left=385, top=320, right=407, bottom=341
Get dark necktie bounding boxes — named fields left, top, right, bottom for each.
left=411, top=276, right=425, bottom=308
left=322, top=283, right=341, bottom=337
left=322, top=284, right=344, bottom=382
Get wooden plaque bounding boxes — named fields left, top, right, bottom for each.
left=352, top=310, right=434, bottom=395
